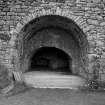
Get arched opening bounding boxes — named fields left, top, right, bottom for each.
left=29, top=47, right=72, bottom=74
left=17, top=15, right=88, bottom=78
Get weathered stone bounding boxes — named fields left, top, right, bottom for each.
left=96, top=15, right=103, bottom=20
left=0, top=33, right=10, bottom=41
left=0, top=12, right=6, bottom=15
left=100, top=21, right=105, bottom=26
left=87, top=3, right=96, bottom=7
left=87, top=19, right=99, bottom=25
left=83, top=25, right=94, bottom=32
left=96, top=40, right=104, bottom=46
left=100, top=74, right=105, bottom=81
left=92, top=0, right=101, bottom=3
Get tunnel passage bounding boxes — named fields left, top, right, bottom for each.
left=29, top=47, right=72, bottom=74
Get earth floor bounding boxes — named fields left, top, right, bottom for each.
left=0, top=71, right=105, bottom=105
left=0, top=88, right=105, bottom=105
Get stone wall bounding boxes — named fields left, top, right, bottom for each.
left=0, top=0, right=105, bottom=81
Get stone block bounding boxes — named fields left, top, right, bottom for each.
left=92, top=0, right=101, bottom=3
left=73, top=11, right=85, bottom=16
left=100, top=21, right=105, bottom=26
left=15, top=5, right=21, bottom=9
left=96, top=40, right=104, bottom=47
left=0, top=12, right=6, bottom=16
left=87, top=3, right=96, bottom=7
left=87, top=19, right=99, bottom=25
left=100, top=73, right=105, bottom=81
left=88, top=53, right=99, bottom=62
left=0, top=33, right=10, bottom=41
left=3, top=7, right=10, bottom=12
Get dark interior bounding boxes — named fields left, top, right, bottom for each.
left=29, top=47, right=72, bottom=74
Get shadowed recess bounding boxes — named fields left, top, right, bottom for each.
left=29, top=47, right=72, bottom=74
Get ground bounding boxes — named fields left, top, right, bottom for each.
left=0, top=88, right=105, bottom=105
left=0, top=71, right=105, bottom=105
